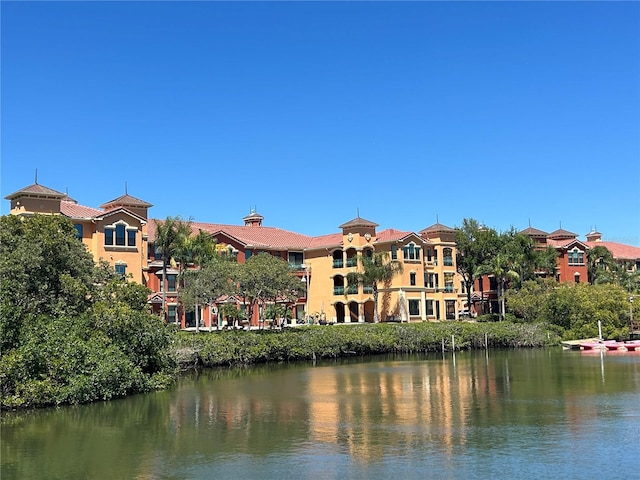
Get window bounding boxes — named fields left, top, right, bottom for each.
left=105, top=222, right=137, bottom=248
left=568, top=249, right=584, bottom=265
left=426, top=300, right=434, bottom=316
left=115, top=264, right=126, bottom=276
left=105, top=228, right=114, bottom=245
left=410, top=272, right=416, bottom=286
left=426, top=249, right=432, bottom=262
left=168, top=275, right=177, bottom=292
left=245, top=250, right=252, bottom=260
left=346, top=283, right=358, bottom=294
left=443, top=248, right=453, bottom=266
left=74, top=224, right=83, bottom=240
left=115, top=224, right=126, bottom=246
left=445, top=300, right=456, bottom=320
left=408, top=299, right=420, bottom=316
left=391, top=245, right=397, bottom=260
left=574, top=272, right=580, bottom=284
left=167, top=305, right=177, bottom=324
left=288, top=252, right=303, bottom=268
left=403, top=243, right=421, bottom=261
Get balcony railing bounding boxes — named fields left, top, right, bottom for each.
left=346, top=285, right=358, bottom=294
left=346, top=258, right=358, bottom=267
left=333, top=260, right=344, bottom=268
left=363, top=286, right=373, bottom=294
left=333, top=286, right=344, bottom=295
left=443, top=258, right=454, bottom=266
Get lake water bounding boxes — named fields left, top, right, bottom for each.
left=2, top=348, right=639, bottom=479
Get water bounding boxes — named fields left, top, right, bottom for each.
left=2, top=348, right=639, bottom=479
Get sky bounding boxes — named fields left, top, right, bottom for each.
left=2, top=1, right=639, bottom=245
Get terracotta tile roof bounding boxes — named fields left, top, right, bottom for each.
left=4, top=183, right=65, bottom=200
left=149, top=220, right=315, bottom=250
left=60, top=200, right=104, bottom=219
left=308, top=232, right=343, bottom=249
left=339, top=216, right=379, bottom=229
left=100, top=194, right=153, bottom=209
left=586, top=241, right=640, bottom=260
left=375, top=228, right=413, bottom=243
left=547, top=238, right=587, bottom=250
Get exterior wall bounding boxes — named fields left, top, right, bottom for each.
left=555, top=248, right=588, bottom=284
left=9, top=196, right=61, bottom=215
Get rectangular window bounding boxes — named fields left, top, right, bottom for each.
left=167, top=275, right=177, bottom=292
left=410, top=272, right=416, bottom=286
left=105, top=228, right=114, bottom=245
left=391, top=245, right=397, bottom=260
left=245, top=250, right=252, bottom=260
left=445, top=300, right=456, bottom=320
left=408, top=299, right=420, bottom=316
left=426, top=249, right=432, bottom=262
left=426, top=300, right=434, bottom=316
left=167, top=305, right=177, bottom=324
left=115, top=264, right=126, bottom=276
left=154, top=246, right=162, bottom=260
left=568, top=250, right=585, bottom=265
left=115, top=224, right=126, bottom=246
left=435, top=300, right=440, bottom=320
left=346, top=284, right=358, bottom=294
left=288, top=252, right=303, bottom=268
left=74, top=224, right=83, bottom=240
left=127, top=229, right=136, bottom=247
left=403, top=244, right=420, bottom=261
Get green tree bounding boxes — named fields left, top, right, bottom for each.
left=587, top=245, right=615, bottom=285
left=506, top=279, right=557, bottom=322
left=234, top=253, right=304, bottom=328
left=455, top=219, right=501, bottom=316
left=347, top=251, right=403, bottom=323
left=154, top=216, right=192, bottom=323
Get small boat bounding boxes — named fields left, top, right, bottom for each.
left=579, top=340, right=617, bottom=351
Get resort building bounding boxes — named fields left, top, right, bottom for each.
left=6, top=180, right=638, bottom=328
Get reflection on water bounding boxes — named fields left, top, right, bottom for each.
left=2, top=349, right=639, bottom=479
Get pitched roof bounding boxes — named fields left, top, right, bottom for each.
left=548, top=228, right=577, bottom=239
left=60, top=200, right=104, bottom=219
left=4, top=183, right=65, bottom=200
left=520, top=226, right=548, bottom=237
left=419, top=222, right=455, bottom=236
left=375, top=228, right=413, bottom=243
left=547, top=238, right=588, bottom=250
left=100, top=194, right=153, bottom=209
left=586, top=241, right=640, bottom=260
left=149, top=220, right=315, bottom=250
left=338, top=216, right=379, bottom=229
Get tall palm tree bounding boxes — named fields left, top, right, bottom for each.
left=347, top=251, right=403, bottom=323
left=154, top=216, right=192, bottom=323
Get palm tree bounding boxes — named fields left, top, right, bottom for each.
left=482, top=253, right=520, bottom=321
left=176, top=229, right=218, bottom=332
left=587, top=245, right=614, bottom=285
left=347, top=251, right=403, bottom=323
left=154, top=216, right=192, bottom=323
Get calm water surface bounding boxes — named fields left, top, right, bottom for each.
left=2, top=348, right=639, bottom=479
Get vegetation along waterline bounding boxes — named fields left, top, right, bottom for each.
left=171, top=321, right=558, bottom=369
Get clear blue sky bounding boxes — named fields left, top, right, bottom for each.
left=2, top=1, right=639, bottom=245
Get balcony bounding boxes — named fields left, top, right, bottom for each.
left=363, top=286, right=373, bottom=294
left=333, top=259, right=344, bottom=268
left=443, top=257, right=454, bottom=266
left=346, top=258, right=358, bottom=267
left=346, top=285, right=358, bottom=294
left=333, top=286, right=344, bottom=295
